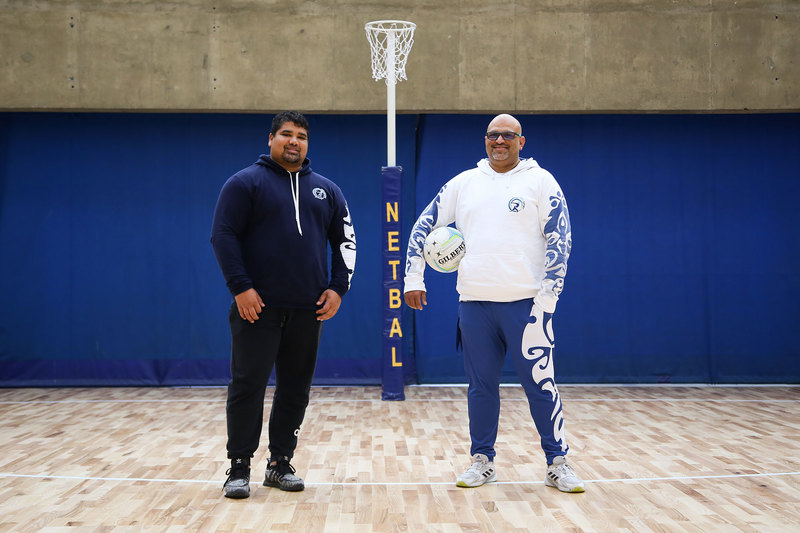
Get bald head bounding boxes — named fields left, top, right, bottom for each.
left=484, top=114, right=525, bottom=173
left=488, top=114, right=522, bottom=135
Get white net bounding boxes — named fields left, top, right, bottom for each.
left=365, top=20, right=416, bottom=84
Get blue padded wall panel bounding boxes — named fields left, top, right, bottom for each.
left=0, top=112, right=417, bottom=386
left=1, top=112, right=798, bottom=386
left=411, top=114, right=800, bottom=384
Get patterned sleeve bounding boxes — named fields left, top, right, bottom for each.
left=328, top=187, right=356, bottom=297
left=403, top=181, right=458, bottom=293
left=535, top=177, right=572, bottom=314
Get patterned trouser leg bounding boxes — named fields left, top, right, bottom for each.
left=515, top=301, right=569, bottom=462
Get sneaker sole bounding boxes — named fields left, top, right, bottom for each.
left=224, top=485, right=251, bottom=499
left=544, top=477, right=585, bottom=493
left=456, top=472, right=497, bottom=488
left=263, top=479, right=305, bottom=492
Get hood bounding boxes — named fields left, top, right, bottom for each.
left=477, top=157, right=540, bottom=177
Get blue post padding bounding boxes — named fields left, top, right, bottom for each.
left=381, top=166, right=405, bottom=400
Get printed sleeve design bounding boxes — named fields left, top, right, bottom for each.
left=329, top=199, right=356, bottom=296
left=404, top=183, right=454, bottom=292
left=537, top=189, right=571, bottom=313
left=339, top=203, right=357, bottom=286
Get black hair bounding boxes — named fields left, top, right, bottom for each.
left=270, top=111, right=309, bottom=136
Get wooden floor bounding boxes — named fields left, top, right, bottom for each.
left=0, top=385, right=798, bottom=532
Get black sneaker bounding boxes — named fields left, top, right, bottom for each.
left=223, top=458, right=251, bottom=499
left=263, top=456, right=305, bottom=492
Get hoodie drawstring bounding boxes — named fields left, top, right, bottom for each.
left=289, top=171, right=302, bottom=236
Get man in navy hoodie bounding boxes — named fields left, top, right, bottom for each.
left=211, top=111, right=356, bottom=498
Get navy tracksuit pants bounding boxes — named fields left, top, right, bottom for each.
left=458, top=298, right=569, bottom=463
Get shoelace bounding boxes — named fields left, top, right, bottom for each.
left=466, top=459, right=488, bottom=475
left=226, top=460, right=250, bottom=479
left=270, top=459, right=297, bottom=477
left=551, top=462, right=576, bottom=479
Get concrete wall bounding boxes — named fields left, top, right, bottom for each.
left=2, top=0, right=798, bottom=113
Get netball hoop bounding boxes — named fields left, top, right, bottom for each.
left=365, top=20, right=416, bottom=166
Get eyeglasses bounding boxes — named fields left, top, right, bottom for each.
left=486, top=131, right=522, bottom=141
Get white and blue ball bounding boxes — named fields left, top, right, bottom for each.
left=423, top=226, right=466, bottom=273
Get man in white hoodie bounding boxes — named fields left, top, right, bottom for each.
left=404, top=114, right=584, bottom=493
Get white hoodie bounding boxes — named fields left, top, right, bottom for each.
left=404, top=158, right=571, bottom=313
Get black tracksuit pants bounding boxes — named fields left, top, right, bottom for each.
left=225, top=303, right=322, bottom=460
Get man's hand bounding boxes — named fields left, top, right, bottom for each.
left=235, top=288, right=265, bottom=323
left=316, top=289, right=342, bottom=321
left=404, top=290, right=427, bottom=310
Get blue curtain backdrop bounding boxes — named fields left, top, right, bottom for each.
left=413, top=113, right=800, bottom=384
left=1, top=112, right=798, bottom=386
left=0, top=112, right=418, bottom=386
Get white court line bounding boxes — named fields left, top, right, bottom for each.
left=529, top=399, right=800, bottom=403
left=1, top=471, right=799, bottom=487
left=1, top=383, right=796, bottom=405
left=1, top=397, right=797, bottom=405
left=0, top=399, right=224, bottom=405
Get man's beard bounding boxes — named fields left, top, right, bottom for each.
left=490, top=148, right=510, bottom=161
left=282, top=148, right=301, bottom=163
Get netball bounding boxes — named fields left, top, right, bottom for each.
left=423, top=226, right=466, bottom=273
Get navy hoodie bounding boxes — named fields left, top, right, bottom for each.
left=211, top=155, right=356, bottom=309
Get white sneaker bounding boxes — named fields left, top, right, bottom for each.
left=545, top=455, right=585, bottom=493
left=456, top=453, right=497, bottom=488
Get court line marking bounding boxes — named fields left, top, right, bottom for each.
left=0, top=399, right=224, bottom=405
left=1, top=397, right=797, bottom=405
left=1, top=384, right=797, bottom=405
left=1, top=471, right=798, bottom=486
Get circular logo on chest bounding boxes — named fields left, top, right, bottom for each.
left=508, top=197, right=525, bottom=212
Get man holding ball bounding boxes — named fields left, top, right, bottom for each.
left=404, top=114, right=584, bottom=493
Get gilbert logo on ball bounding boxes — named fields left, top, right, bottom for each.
left=423, top=226, right=466, bottom=273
